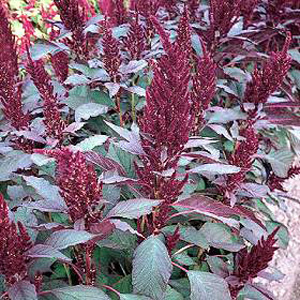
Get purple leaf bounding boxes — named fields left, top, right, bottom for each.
left=8, top=280, right=38, bottom=300
left=85, top=151, right=126, bottom=175
left=106, top=198, right=161, bottom=219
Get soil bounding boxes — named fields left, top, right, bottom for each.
left=262, top=175, right=300, bottom=300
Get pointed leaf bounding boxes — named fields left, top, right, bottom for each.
left=26, top=244, right=72, bottom=263
left=188, top=164, right=241, bottom=176
left=107, top=199, right=161, bottom=219
left=8, top=280, right=38, bottom=300
left=74, top=135, right=108, bottom=152
left=133, top=236, right=172, bottom=300
left=23, top=176, right=67, bottom=212
left=187, top=271, right=231, bottom=300
left=173, top=195, right=240, bottom=227
left=75, top=103, right=108, bottom=122
left=45, top=230, right=95, bottom=250
left=48, top=285, right=111, bottom=300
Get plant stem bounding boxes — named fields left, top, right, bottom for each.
left=63, top=264, right=72, bottom=285
left=172, top=244, right=194, bottom=256
left=172, top=262, right=188, bottom=273
left=102, top=285, right=121, bottom=297
left=131, top=92, right=136, bottom=121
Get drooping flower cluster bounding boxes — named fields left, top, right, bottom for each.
left=192, top=45, right=216, bottom=132
left=0, top=194, right=32, bottom=285
left=225, top=122, right=259, bottom=199
left=137, top=17, right=192, bottom=231
left=0, top=4, right=29, bottom=130
left=229, top=228, right=279, bottom=298
left=102, top=24, right=122, bottom=81
left=54, top=0, right=89, bottom=59
left=50, top=51, right=69, bottom=84
left=243, top=33, right=291, bottom=110
left=26, top=56, right=66, bottom=140
left=35, top=148, right=103, bottom=226
left=123, top=14, right=146, bottom=60
left=268, top=166, right=300, bottom=192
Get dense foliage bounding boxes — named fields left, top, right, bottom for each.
left=0, top=0, right=300, bottom=299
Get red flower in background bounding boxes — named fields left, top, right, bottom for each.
left=0, top=194, right=32, bottom=285
left=0, top=3, right=30, bottom=130
left=26, top=55, right=66, bottom=140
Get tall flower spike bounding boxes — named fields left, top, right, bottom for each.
left=54, top=0, right=89, bottom=59
left=229, top=227, right=280, bottom=298
left=176, top=7, right=192, bottom=58
left=26, top=55, right=66, bottom=139
left=192, top=43, right=216, bottom=132
left=224, top=121, right=259, bottom=201
left=0, top=3, right=29, bottom=130
left=123, top=14, right=146, bottom=60
left=243, top=33, right=291, bottom=108
left=35, top=148, right=103, bottom=226
left=0, top=194, right=32, bottom=285
left=138, top=18, right=192, bottom=231
left=50, top=50, right=69, bottom=84
left=208, top=0, right=241, bottom=47
left=102, top=24, right=122, bottom=81
left=141, top=16, right=192, bottom=169
left=99, top=0, right=127, bottom=26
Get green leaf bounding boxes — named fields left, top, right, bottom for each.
left=64, top=74, right=91, bottom=86
left=45, top=230, right=95, bottom=250
left=264, top=149, right=294, bottom=178
left=75, top=103, right=108, bottom=122
left=179, top=226, right=209, bottom=249
left=187, top=271, right=231, bottom=300
left=48, top=285, right=111, bottom=300
left=238, top=284, right=271, bottom=300
left=107, top=199, right=161, bottom=219
left=120, top=295, right=151, bottom=300
left=133, top=236, right=173, bottom=300
left=188, top=163, right=241, bottom=176
left=30, top=42, right=59, bottom=60
left=26, top=244, right=72, bottom=263
left=200, top=223, right=244, bottom=252
left=8, top=280, right=38, bottom=300
left=164, top=286, right=184, bottom=300
left=0, top=151, right=32, bottom=181
left=23, top=176, right=67, bottom=212
left=74, top=135, right=108, bottom=152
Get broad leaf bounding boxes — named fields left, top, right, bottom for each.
left=0, top=151, right=32, bottom=181
left=74, top=135, right=108, bottom=152
left=173, top=195, right=240, bottom=227
left=188, top=163, right=241, bottom=176
left=107, top=199, right=161, bottom=219
left=8, top=280, right=38, bottom=300
left=120, top=295, right=151, bottom=300
left=45, top=230, right=95, bottom=250
left=47, top=285, right=110, bottom=300
left=26, top=244, right=72, bottom=263
left=200, top=223, right=244, bottom=252
left=23, top=176, right=67, bottom=212
left=264, top=149, right=294, bottom=178
left=187, top=271, right=231, bottom=300
left=133, top=236, right=172, bottom=300
left=75, top=103, right=108, bottom=122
